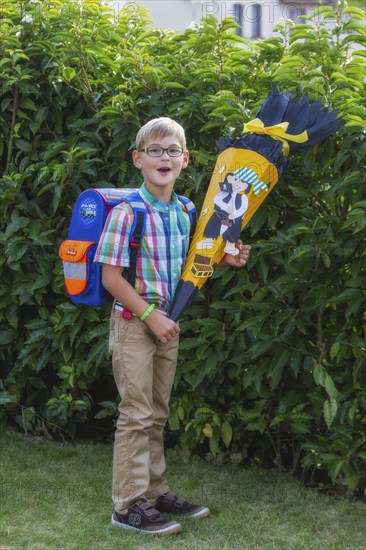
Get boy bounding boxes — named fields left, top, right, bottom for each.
left=94, top=117, right=251, bottom=536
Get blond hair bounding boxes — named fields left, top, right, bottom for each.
left=135, top=117, right=186, bottom=150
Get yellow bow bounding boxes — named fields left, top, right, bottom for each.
left=243, top=118, right=308, bottom=156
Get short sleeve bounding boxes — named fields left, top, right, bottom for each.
left=93, top=202, right=133, bottom=267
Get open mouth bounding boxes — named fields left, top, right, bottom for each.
left=158, top=167, right=171, bottom=173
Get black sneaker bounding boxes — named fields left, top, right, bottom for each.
left=155, top=492, right=210, bottom=519
left=111, top=501, right=181, bottom=535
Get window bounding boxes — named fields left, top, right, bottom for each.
left=288, top=7, right=306, bottom=24
left=234, top=3, right=243, bottom=36
left=251, top=3, right=261, bottom=38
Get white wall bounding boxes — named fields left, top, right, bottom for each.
left=109, top=1, right=196, bottom=31
left=108, top=1, right=334, bottom=36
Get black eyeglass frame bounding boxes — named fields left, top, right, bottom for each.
left=138, top=146, right=185, bottom=157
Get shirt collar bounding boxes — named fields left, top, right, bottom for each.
left=139, top=183, right=179, bottom=213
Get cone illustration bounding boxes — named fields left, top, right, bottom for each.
left=169, top=87, right=342, bottom=321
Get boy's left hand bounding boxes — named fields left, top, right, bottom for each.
left=220, top=241, right=251, bottom=268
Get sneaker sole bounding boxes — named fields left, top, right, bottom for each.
left=158, top=506, right=211, bottom=519
left=111, top=514, right=181, bottom=535
left=183, top=507, right=210, bottom=519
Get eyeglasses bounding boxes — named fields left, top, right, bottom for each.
left=138, top=146, right=184, bottom=157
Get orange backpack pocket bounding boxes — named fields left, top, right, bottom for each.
left=58, top=240, right=96, bottom=296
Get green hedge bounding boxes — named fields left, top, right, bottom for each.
left=1, top=0, right=365, bottom=495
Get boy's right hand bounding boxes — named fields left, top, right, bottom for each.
left=145, top=309, right=180, bottom=343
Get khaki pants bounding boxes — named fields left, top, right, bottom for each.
left=109, top=308, right=179, bottom=513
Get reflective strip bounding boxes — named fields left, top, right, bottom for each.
left=63, top=261, right=87, bottom=280
left=63, top=262, right=88, bottom=295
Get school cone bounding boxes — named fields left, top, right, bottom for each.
left=168, top=86, right=342, bottom=322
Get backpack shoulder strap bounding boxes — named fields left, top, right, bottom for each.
left=123, top=192, right=196, bottom=290
left=122, top=191, right=147, bottom=289
left=177, top=194, right=197, bottom=239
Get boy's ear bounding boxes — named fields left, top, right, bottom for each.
left=132, top=149, right=142, bottom=169
left=182, top=150, right=189, bottom=168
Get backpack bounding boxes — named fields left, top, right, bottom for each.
left=58, top=188, right=196, bottom=307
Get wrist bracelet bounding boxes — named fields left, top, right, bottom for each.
left=139, top=304, right=155, bottom=322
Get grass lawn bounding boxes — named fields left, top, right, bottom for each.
left=0, top=427, right=365, bottom=550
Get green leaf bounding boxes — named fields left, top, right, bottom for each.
left=62, top=67, right=76, bottom=82
left=323, top=398, right=338, bottom=429
left=312, top=5, right=337, bottom=19
left=268, top=348, right=290, bottom=390
left=0, top=329, right=15, bottom=345
left=0, top=391, right=17, bottom=405
left=249, top=339, right=274, bottom=360
left=324, top=374, right=338, bottom=399
left=74, top=399, right=88, bottom=410
left=203, top=423, right=213, bottom=438
left=14, top=139, right=32, bottom=153
left=290, top=422, right=310, bottom=434
left=209, top=436, right=219, bottom=456
left=313, top=363, right=325, bottom=387
left=36, top=106, right=49, bottom=124
left=342, top=6, right=366, bottom=19
left=321, top=252, right=330, bottom=268
left=288, top=245, right=314, bottom=263
left=221, top=420, right=232, bottom=448
left=163, top=82, right=186, bottom=89
left=330, top=342, right=340, bottom=360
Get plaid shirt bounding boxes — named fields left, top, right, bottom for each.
left=94, top=184, right=192, bottom=312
